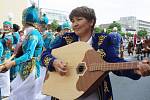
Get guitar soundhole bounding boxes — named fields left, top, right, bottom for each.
left=77, top=62, right=86, bottom=74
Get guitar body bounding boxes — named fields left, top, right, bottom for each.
left=42, top=42, right=108, bottom=100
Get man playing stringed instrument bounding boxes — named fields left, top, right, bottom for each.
left=41, top=6, right=150, bottom=100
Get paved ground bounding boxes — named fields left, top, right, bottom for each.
left=110, top=50, right=150, bottom=100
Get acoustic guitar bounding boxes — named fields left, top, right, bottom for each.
left=42, top=41, right=139, bottom=100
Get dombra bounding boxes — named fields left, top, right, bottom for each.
left=42, top=41, right=148, bottom=100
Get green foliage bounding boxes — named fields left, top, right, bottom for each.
left=108, top=21, right=122, bottom=31
left=94, top=26, right=102, bottom=33
left=94, top=27, right=101, bottom=33
left=119, top=31, right=125, bottom=36
left=137, top=29, right=148, bottom=37
left=50, top=19, right=59, bottom=32
left=126, top=32, right=133, bottom=37
left=106, top=28, right=112, bottom=34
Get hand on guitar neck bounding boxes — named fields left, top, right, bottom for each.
left=52, top=57, right=150, bottom=77
left=134, top=59, right=150, bottom=77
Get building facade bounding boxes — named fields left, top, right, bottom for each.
left=40, top=8, right=68, bottom=24
left=99, top=16, right=150, bottom=34
left=119, top=16, right=150, bottom=34
left=137, top=20, right=150, bottom=34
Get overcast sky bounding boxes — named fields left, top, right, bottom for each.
left=31, top=0, right=150, bottom=24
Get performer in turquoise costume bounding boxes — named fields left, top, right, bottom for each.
left=62, top=20, right=71, bottom=33
left=10, top=24, right=21, bottom=81
left=0, top=4, right=44, bottom=100
left=0, top=20, right=13, bottom=99
left=39, top=14, right=54, bottom=49
left=0, top=42, right=4, bottom=63
left=12, top=24, right=20, bottom=45
left=0, top=41, right=3, bottom=99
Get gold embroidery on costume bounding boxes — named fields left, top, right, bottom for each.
left=98, top=35, right=106, bottom=46
left=20, top=58, right=36, bottom=80
left=104, top=81, right=110, bottom=93
left=44, top=56, right=52, bottom=67
left=97, top=49, right=106, bottom=58
left=63, top=35, right=74, bottom=44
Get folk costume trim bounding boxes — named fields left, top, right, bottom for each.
left=63, top=35, right=74, bottom=44
left=19, top=58, right=36, bottom=80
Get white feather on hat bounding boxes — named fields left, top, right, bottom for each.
left=29, top=0, right=38, bottom=7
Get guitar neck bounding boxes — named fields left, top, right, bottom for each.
left=88, top=61, right=139, bottom=72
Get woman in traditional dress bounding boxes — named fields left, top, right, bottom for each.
left=0, top=4, right=44, bottom=100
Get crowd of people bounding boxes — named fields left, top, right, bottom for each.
left=0, top=3, right=150, bottom=100
left=126, top=35, right=150, bottom=60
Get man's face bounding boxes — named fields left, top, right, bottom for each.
left=71, top=16, right=93, bottom=37
left=3, top=25, right=11, bottom=32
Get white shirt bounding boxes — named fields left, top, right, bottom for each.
left=78, top=36, right=92, bottom=46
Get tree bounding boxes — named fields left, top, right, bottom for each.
left=120, top=31, right=125, bottom=37
left=137, top=29, right=148, bottom=37
left=126, top=32, right=133, bottom=37
left=50, top=19, right=59, bottom=32
left=94, top=26, right=102, bottom=33
left=108, top=21, right=122, bottom=31
left=106, top=28, right=112, bottom=34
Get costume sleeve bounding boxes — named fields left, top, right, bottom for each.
left=100, top=35, right=111, bottom=49
left=14, top=34, right=38, bottom=65
left=41, top=36, right=64, bottom=71
left=43, top=32, right=54, bottom=49
left=0, top=42, right=3, bottom=57
left=0, top=42, right=4, bottom=63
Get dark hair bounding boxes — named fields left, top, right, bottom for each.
left=13, top=24, right=20, bottom=32
left=56, top=25, right=62, bottom=32
left=19, top=30, right=24, bottom=35
left=69, top=6, right=96, bottom=31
